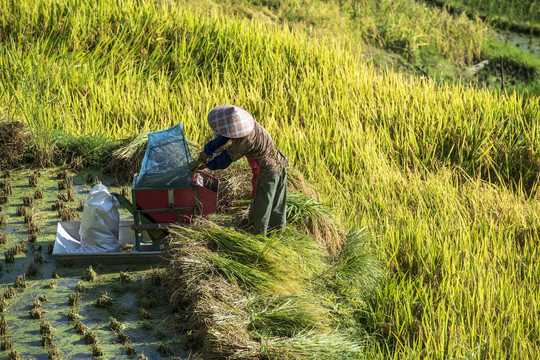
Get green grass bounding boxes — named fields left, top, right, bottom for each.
left=431, top=0, right=540, bottom=32
left=0, top=0, right=539, bottom=358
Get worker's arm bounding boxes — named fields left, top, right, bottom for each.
left=206, top=150, right=233, bottom=170
left=203, top=135, right=229, bottom=156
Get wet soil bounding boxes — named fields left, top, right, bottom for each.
left=0, top=167, right=187, bottom=360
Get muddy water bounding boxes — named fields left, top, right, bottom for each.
left=0, top=168, right=188, bottom=360
left=497, top=30, right=540, bottom=56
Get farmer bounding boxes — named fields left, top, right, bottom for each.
left=196, top=105, right=288, bottom=235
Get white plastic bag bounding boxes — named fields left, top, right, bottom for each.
left=78, top=184, right=120, bottom=253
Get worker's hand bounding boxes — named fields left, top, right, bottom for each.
left=198, top=151, right=210, bottom=162
left=189, top=160, right=204, bottom=173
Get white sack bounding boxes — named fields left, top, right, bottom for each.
left=78, top=184, right=120, bottom=253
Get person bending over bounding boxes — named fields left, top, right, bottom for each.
left=197, top=105, right=288, bottom=235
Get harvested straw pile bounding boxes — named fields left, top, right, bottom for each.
left=102, top=132, right=148, bottom=183
left=165, top=221, right=371, bottom=359
left=286, top=192, right=346, bottom=257
left=0, top=120, right=31, bottom=170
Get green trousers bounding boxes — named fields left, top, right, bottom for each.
left=249, top=167, right=287, bottom=236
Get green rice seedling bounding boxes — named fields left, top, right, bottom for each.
left=91, top=342, right=104, bottom=357
left=40, top=321, right=54, bottom=335
left=58, top=208, right=75, bottom=221
left=1, top=338, right=12, bottom=350
left=0, top=182, right=11, bottom=196
left=47, top=343, right=60, bottom=359
left=109, top=317, right=123, bottom=332
left=29, top=308, right=45, bottom=319
left=22, top=195, right=33, bottom=206
left=14, top=275, right=26, bottom=289
left=4, top=250, right=14, bottom=263
left=27, top=221, right=38, bottom=235
left=140, top=297, right=156, bottom=310
left=34, top=188, right=43, bottom=199
left=118, top=272, right=133, bottom=284
left=28, top=234, right=37, bottom=244
left=0, top=297, right=8, bottom=312
left=15, top=241, right=26, bottom=254
left=75, top=282, right=86, bottom=293
left=117, top=331, right=130, bottom=345
left=56, top=170, right=69, bottom=180
left=67, top=189, right=74, bottom=202
left=26, top=262, right=39, bottom=277
left=32, top=300, right=42, bottom=309
left=67, top=309, right=81, bottom=322
left=23, top=213, right=33, bottom=224
left=44, top=280, right=56, bottom=289
left=94, top=293, right=113, bottom=308
left=16, top=206, right=26, bottom=217
left=34, top=253, right=43, bottom=264
left=41, top=333, right=53, bottom=347
left=29, top=173, right=39, bottom=187
left=0, top=234, right=7, bottom=244
left=83, top=330, right=98, bottom=345
left=81, top=266, right=98, bottom=282
left=68, top=292, right=82, bottom=306
left=3, top=288, right=15, bottom=299
left=139, top=308, right=151, bottom=320
left=51, top=200, right=64, bottom=211
left=75, top=321, right=87, bottom=335
left=139, top=321, right=152, bottom=331
left=125, top=345, right=137, bottom=355
left=8, top=349, right=20, bottom=360
left=58, top=178, right=72, bottom=191
left=157, top=345, right=173, bottom=357
left=0, top=317, right=7, bottom=335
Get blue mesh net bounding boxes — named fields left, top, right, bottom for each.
left=134, top=124, right=194, bottom=189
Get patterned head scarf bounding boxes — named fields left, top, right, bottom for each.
left=207, top=105, right=255, bottom=138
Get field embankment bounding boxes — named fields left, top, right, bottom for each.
left=1, top=0, right=540, bottom=358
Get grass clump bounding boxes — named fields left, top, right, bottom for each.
left=14, top=275, right=26, bottom=289
left=94, top=293, right=113, bottom=308
left=109, top=317, right=124, bottom=332
left=81, top=266, right=98, bottom=282
left=67, top=308, right=81, bottom=322
left=125, top=345, right=137, bottom=355
left=75, top=322, right=87, bottom=335
left=68, top=292, right=82, bottom=306
left=83, top=330, right=98, bottom=345
left=1, top=338, right=12, bottom=350
left=117, top=331, right=130, bottom=345
left=8, top=349, right=20, bottom=360
left=0, top=297, right=8, bottom=312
